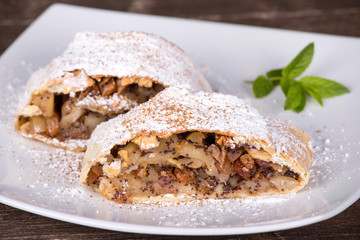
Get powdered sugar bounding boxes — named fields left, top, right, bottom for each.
left=29, top=148, right=83, bottom=185
left=89, top=87, right=270, bottom=148
left=23, top=31, right=211, bottom=101
left=83, top=87, right=312, bottom=189
left=55, top=70, right=93, bottom=93
left=15, top=31, right=212, bottom=151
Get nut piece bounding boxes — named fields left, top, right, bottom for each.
left=233, top=154, right=256, bottom=180
left=215, top=134, right=235, bottom=147
left=116, top=78, right=127, bottom=93
left=215, top=135, right=229, bottom=146
left=240, top=154, right=256, bottom=170
left=99, top=77, right=117, bottom=96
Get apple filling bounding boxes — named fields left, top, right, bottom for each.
left=18, top=74, right=164, bottom=141
left=86, top=132, right=300, bottom=203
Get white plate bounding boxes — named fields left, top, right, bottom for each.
left=0, top=3, right=359, bottom=236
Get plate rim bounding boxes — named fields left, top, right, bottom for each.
left=1, top=3, right=359, bottom=235
left=1, top=188, right=359, bottom=235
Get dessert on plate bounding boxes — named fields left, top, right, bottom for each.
left=79, top=87, right=313, bottom=203
left=14, top=31, right=211, bottom=151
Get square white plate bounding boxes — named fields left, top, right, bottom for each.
left=0, top=4, right=359, bottom=235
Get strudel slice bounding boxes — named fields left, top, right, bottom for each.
left=79, top=87, right=313, bottom=203
left=14, top=32, right=211, bottom=151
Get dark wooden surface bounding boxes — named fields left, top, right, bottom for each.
left=1, top=0, right=359, bottom=239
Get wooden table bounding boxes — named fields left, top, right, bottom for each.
left=1, top=1, right=359, bottom=239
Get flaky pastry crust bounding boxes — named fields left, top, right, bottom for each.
left=14, top=32, right=212, bottom=151
left=80, top=87, right=313, bottom=203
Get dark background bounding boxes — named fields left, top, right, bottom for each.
left=1, top=0, right=359, bottom=239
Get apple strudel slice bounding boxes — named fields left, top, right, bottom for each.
left=14, top=31, right=211, bottom=151
left=79, top=87, right=313, bottom=203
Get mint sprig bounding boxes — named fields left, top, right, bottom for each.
left=251, top=43, right=350, bottom=112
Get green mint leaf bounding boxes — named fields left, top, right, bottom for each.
left=267, top=69, right=282, bottom=86
left=284, top=81, right=306, bottom=111
left=248, top=42, right=349, bottom=113
left=304, top=87, right=323, bottom=106
left=299, top=78, right=324, bottom=106
left=272, top=79, right=281, bottom=86
left=280, top=76, right=290, bottom=94
left=300, top=76, right=349, bottom=98
left=252, top=75, right=273, bottom=98
left=282, top=43, right=314, bottom=79
left=294, top=95, right=306, bottom=113
left=267, top=69, right=282, bottom=78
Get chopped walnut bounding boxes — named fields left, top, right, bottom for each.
left=99, top=77, right=117, bottom=96
left=233, top=154, right=256, bottom=179
left=116, top=78, right=126, bottom=93
left=215, top=135, right=229, bottom=146
left=215, top=134, right=235, bottom=148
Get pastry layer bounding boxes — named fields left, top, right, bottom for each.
left=85, top=132, right=302, bottom=203
left=15, top=32, right=212, bottom=151
left=80, top=87, right=313, bottom=203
